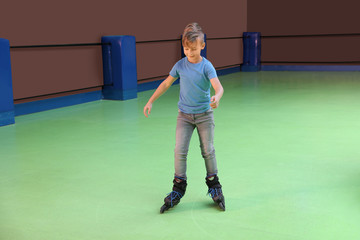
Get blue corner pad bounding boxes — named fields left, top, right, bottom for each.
left=0, top=111, right=15, bottom=127
left=101, top=36, right=138, bottom=100
left=0, top=38, right=15, bottom=127
left=102, top=87, right=137, bottom=100
left=242, top=32, right=261, bottom=72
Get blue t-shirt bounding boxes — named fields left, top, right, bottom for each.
left=169, top=57, right=217, bottom=114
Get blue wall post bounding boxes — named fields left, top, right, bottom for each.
left=242, top=32, right=261, bottom=72
left=101, top=36, right=137, bottom=100
left=0, top=38, right=15, bottom=127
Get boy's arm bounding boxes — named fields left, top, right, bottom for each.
left=143, top=75, right=177, bottom=117
left=210, top=77, right=224, bottom=109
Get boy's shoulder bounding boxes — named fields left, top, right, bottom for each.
left=176, top=57, right=187, bottom=65
left=172, top=58, right=215, bottom=76
left=175, top=57, right=213, bottom=66
left=202, top=57, right=214, bottom=67
left=172, top=57, right=187, bottom=70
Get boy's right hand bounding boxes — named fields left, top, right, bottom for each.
left=143, top=102, right=152, bottom=118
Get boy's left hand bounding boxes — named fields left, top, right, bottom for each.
left=210, top=96, right=220, bottom=109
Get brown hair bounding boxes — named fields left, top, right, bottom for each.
left=182, top=22, right=204, bottom=46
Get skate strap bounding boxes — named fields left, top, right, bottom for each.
left=207, top=188, right=221, bottom=198
left=167, top=191, right=183, bottom=207
left=175, top=176, right=186, bottom=181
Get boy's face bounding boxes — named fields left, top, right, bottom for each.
left=183, top=39, right=205, bottom=63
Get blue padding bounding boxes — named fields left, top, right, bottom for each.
left=138, top=79, right=180, bottom=92
left=14, top=91, right=102, bottom=116
left=262, top=65, right=360, bottom=71
left=137, top=65, right=241, bottom=93
left=102, top=87, right=138, bottom=100
left=242, top=32, right=261, bottom=72
left=0, top=38, right=15, bottom=126
left=217, top=66, right=241, bottom=76
left=241, top=65, right=261, bottom=72
left=101, top=36, right=138, bottom=100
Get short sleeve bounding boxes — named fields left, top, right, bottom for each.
left=204, top=61, right=217, bottom=80
left=169, top=62, right=180, bottom=79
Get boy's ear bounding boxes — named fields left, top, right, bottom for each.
left=201, top=42, right=206, bottom=49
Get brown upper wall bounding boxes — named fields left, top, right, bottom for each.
left=248, top=0, right=360, bottom=35
left=247, top=0, right=360, bottom=64
left=1, top=0, right=247, bottom=101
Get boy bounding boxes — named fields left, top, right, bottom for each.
left=143, top=23, right=225, bottom=213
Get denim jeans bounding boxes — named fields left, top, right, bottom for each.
left=174, top=109, right=218, bottom=179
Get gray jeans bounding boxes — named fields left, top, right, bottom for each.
left=174, top=110, right=218, bottom=179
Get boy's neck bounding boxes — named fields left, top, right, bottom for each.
left=187, top=56, right=203, bottom=64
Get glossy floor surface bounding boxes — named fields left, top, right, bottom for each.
left=1, top=71, right=360, bottom=239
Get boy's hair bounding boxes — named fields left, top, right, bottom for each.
left=182, top=22, right=204, bottom=46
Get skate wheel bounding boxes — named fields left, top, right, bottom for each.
left=218, top=202, right=225, bottom=211
left=160, top=204, right=170, bottom=214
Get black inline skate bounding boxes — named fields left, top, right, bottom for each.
left=160, top=177, right=187, bottom=214
left=206, top=175, right=225, bottom=211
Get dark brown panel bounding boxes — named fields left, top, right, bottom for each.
left=10, top=46, right=103, bottom=100
left=1, top=0, right=247, bottom=101
left=247, top=0, right=360, bottom=63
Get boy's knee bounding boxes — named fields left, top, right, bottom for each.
left=174, top=147, right=189, bottom=159
left=201, top=148, right=216, bottom=160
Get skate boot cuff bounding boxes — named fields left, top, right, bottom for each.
left=163, top=178, right=187, bottom=207
left=172, top=178, right=187, bottom=194
left=206, top=175, right=222, bottom=189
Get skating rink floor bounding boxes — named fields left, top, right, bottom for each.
left=1, top=71, right=360, bottom=240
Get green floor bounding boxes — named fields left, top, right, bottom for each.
left=1, top=71, right=360, bottom=239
